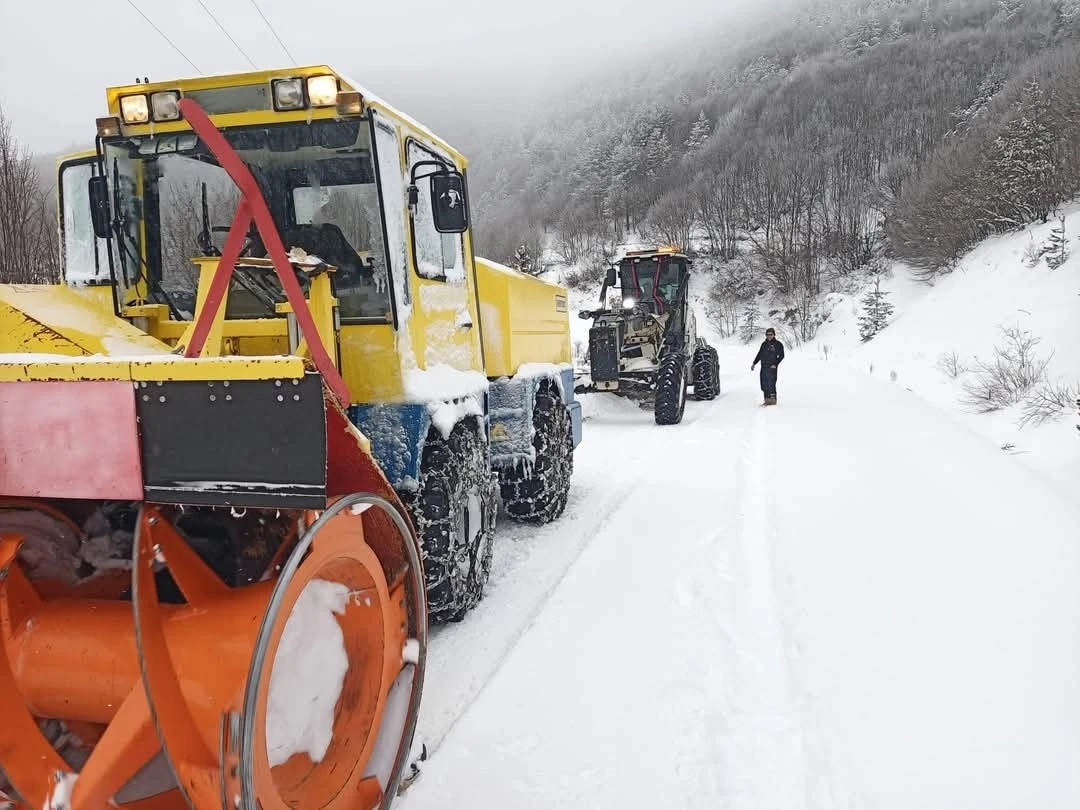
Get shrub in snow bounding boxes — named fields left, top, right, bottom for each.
left=1022, top=234, right=1042, bottom=268
left=937, top=351, right=966, bottom=379
left=1018, top=378, right=1080, bottom=427
left=960, top=326, right=1051, bottom=413
left=857, top=278, right=894, bottom=341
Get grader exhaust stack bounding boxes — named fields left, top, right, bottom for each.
left=0, top=93, right=427, bottom=810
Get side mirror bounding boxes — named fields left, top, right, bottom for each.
left=578, top=309, right=593, bottom=320
left=431, top=172, right=468, bottom=233
left=605, top=265, right=617, bottom=286
left=89, top=176, right=111, bottom=239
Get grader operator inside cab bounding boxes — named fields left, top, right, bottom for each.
left=578, top=246, right=720, bottom=424
left=0, top=66, right=582, bottom=810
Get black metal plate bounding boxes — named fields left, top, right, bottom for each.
left=589, top=326, right=620, bottom=382
left=135, top=372, right=328, bottom=508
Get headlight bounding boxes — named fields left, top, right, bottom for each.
left=271, top=77, right=305, bottom=111
left=150, top=90, right=181, bottom=121
left=306, top=75, right=339, bottom=107
left=120, top=94, right=149, bottom=124
left=622, top=297, right=637, bottom=309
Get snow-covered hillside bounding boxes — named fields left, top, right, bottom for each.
left=807, top=202, right=1080, bottom=493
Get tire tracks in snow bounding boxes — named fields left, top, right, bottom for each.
left=414, top=429, right=657, bottom=760
left=723, top=407, right=819, bottom=810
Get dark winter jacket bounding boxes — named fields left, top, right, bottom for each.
left=753, top=338, right=785, bottom=368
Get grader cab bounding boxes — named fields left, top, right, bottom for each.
left=0, top=66, right=581, bottom=810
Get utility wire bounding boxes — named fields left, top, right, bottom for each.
left=193, top=0, right=259, bottom=69
left=249, top=0, right=297, bottom=64
left=125, top=0, right=202, bottom=74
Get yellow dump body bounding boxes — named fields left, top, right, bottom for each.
left=474, top=258, right=571, bottom=378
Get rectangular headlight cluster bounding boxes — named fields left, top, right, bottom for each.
left=270, top=74, right=341, bottom=111
left=119, top=90, right=182, bottom=124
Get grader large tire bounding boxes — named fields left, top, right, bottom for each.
left=500, top=381, right=573, bottom=524
left=403, top=421, right=497, bottom=624
left=654, top=351, right=688, bottom=425
left=692, top=342, right=720, bottom=400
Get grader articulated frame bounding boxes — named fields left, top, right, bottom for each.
left=0, top=95, right=428, bottom=810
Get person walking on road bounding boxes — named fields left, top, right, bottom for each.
left=751, top=327, right=784, bottom=405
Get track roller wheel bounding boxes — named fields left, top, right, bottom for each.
left=0, top=494, right=426, bottom=810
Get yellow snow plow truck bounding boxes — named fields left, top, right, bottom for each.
left=0, top=66, right=582, bottom=810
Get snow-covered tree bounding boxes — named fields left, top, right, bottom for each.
left=1043, top=216, right=1070, bottom=269
left=684, top=111, right=711, bottom=152
left=986, top=79, right=1056, bottom=226
left=858, top=278, right=894, bottom=341
left=512, top=244, right=534, bottom=274
left=739, top=303, right=760, bottom=343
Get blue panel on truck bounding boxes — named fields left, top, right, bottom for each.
left=488, top=375, right=535, bottom=468
left=560, top=366, right=583, bottom=449
left=348, top=403, right=430, bottom=491
left=489, top=366, right=582, bottom=468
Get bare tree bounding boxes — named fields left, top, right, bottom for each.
left=0, top=106, right=60, bottom=283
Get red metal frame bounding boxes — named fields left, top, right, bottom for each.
left=176, top=98, right=350, bottom=406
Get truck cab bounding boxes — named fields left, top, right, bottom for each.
left=48, top=65, right=582, bottom=622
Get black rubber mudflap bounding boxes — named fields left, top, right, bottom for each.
left=135, top=373, right=328, bottom=508
left=589, top=325, right=621, bottom=382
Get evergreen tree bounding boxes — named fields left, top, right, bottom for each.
left=986, top=79, right=1056, bottom=227
left=684, top=111, right=712, bottom=152
left=739, top=303, right=760, bottom=343
left=858, top=278, right=894, bottom=341
left=1044, top=216, right=1070, bottom=269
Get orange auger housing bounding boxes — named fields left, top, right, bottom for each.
left=0, top=97, right=427, bottom=810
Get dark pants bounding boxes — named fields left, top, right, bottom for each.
left=759, top=365, right=778, bottom=398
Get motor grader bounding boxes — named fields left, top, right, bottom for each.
left=577, top=246, right=720, bottom=424
left=0, top=66, right=582, bottom=810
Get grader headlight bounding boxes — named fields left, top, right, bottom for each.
left=150, top=90, right=181, bottom=121
left=271, top=77, right=306, bottom=111
left=306, top=74, right=339, bottom=107
left=119, top=94, right=150, bottom=124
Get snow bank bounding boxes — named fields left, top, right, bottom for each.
left=811, top=201, right=1080, bottom=490
left=265, top=579, right=351, bottom=768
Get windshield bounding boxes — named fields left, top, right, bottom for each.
left=100, top=119, right=392, bottom=323
left=619, top=256, right=686, bottom=312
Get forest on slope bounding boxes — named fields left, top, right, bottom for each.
left=3, top=0, right=1080, bottom=345
left=463, top=0, right=1080, bottom=341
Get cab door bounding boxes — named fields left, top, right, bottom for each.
left=403, top=137, right=483, bottom=374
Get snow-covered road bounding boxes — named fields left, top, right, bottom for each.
left=399, top=347, right=1080, bottom=810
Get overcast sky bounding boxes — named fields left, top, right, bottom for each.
left=0, top=0, right=788, bottom=155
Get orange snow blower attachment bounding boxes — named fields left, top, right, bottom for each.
left=0, top=96, right=426, bottom=810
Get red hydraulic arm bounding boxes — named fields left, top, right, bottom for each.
left=176, top=97, right=351, bottom=407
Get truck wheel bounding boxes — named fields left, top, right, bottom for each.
left=693, top=343, right=720, bottom=400
left=500, top=381, right=573, bottom=524
left=654, top=352, right=687, bottom=425
left=403, top=420, right=497, bottom=623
